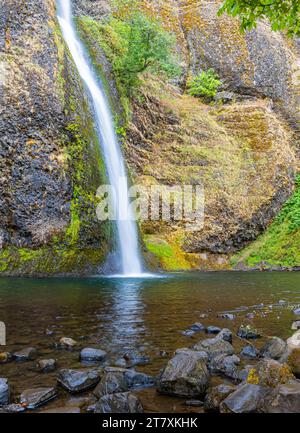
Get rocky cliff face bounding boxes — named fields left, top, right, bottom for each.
left=0, top=0, right=299, bottom=274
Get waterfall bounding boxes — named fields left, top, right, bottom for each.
left=57, top=0, right=143, bottom=276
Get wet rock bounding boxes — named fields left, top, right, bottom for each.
left=260, top=337, right=287, bottom=360
left=287, top=349, right=300, bottom=377
left=220, top=383, right=270, bottom=413
left=287, top=330, right=300, bottom=350
left=157, top=349, right=209, bottom=398
left=0, top=352, right=13, bottom=364
left=204, top=384, right=236, bottom=412
left=206, top=326, right=221, bottom=334
left=247, top=359, right=295, bottom=388
left=59, top=337, right=77, bottom=349
left=122, top=346, right=150, bottom=367
left=114, top=358, right=127, bottom=368
left=220, top=313, right=235, bottom=321
left=20, top=387, right=57, bottom=409
left=292, top=321, right=300, bottom=331
left=209, top=354, right=240, bottom=380
left=193, top=336, right=234, bottom=361
left=93, top=392, right=144, bottom=414
left=14, top=347, right=37, bottom=361
left=181, top=330, right=195, bottom=337
left=0, top=404, right=25, bottom=413
left=80, top=348, right=107, bottom=362
left=185, top=400, right=204, bottom=407
left=0, top=379, right=9, bottom=406
left=189, top=323, right=205, bottom=332
left=37, top=359, right=56, bottom=372
left=218, top=328, right=233, bottom=343
left=237, top=325, right=261, bottom=340
left=265, top=380, right=300, bottom=413
left=240, top=345, right=259, bottom=359
left=94, top=367, right=154, bottom=398
left=57, top=369, right=101, bottom=393
left=293, top=308, right=300, bottom=316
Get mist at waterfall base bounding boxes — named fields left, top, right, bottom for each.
left=57, top=0, right=146, bottom=278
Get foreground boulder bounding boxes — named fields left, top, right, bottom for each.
left=260, top=337, right=287, bottom=360
left=157, top=349, right=209, bottom=398
left=20, top=387, right=57, bottom=409
left=220, top=383, right=270, bottom=413
left=94, top=367, right=154, bottom=398
left=93, top=392, right=144, bottom=414
left=265, top=380, right=300, bottom=413
left=247, top=359, right=295, bottom=388
left=204, top=384, right=236, bottom=412
left=209, top=354, right=240, bottom=381
left=80, top=348, right=107, bottom=362
left=0, top=379, right=9, bottom=406
left=57, top=369, right=101, bottom=393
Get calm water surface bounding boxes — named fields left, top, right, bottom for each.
left=0, top=271, right=300, bottom=412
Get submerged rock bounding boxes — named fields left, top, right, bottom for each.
left=57, top=369, right=101, bottom=393
left=37, top=359, right=56, bottom=372
left=14, top=347, right=37, bottom=361
left=220, top=383, right=270, bottom=413
left=20, top=387, right=57, bottom=409
left=80, top=348, right=107, bottom=362
left=93, top=392, right=144, bottom=414
left=240, top=345, right=259, bottom=359
left=204, top=384, right=236, bottom=412
left=0, top=379, right=9, bottom=406
left=260, top=337, right=287, bottom=360
left=122, top=347, right=150, bottom=367
left=157, top=349, right=209, bottom=398
left=237, top=325, right=261, bottom=340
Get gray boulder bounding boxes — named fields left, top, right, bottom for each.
left=265, top=380, right=300, bottom=413
left=206, top=326, right=221, bottom=334
left=220, top=383, right=270, bottom=413
left=122, top=346, right=150, bottom=367
left=57, top=369, right=101, bottom=393
left=260, top=337, right=287, bottom=360
left=0, top=379, right=9, bottom=406
left=80, top=348, right=107, bottom=362
left=157, top=349, right=209, bottom=398
left=37, top=359, right=56, bottom=372
left=20, top=387, right=57, bottom=409
left=240, top=345, right=259, bottom=359
left=209, top=354, right=241, bottom=380
left=93, top=392, right=144, bottom=414
left=194, top=336, right=234, bottom=361
left=14, top=347, right=37, bottom=361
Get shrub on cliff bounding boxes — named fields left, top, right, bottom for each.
left=187, top=69, right=222, bottom=100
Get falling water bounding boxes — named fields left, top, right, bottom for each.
left=57, top=0, right=142, bottom=276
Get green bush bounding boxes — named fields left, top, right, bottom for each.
left=187, top=69, right=222, bottom=99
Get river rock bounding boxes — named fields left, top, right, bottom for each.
left=0, top=379, right=9, bottom=406
left=59, top=337, right=77, bottom=349
left=14, top=347, right=37, bottom=361
left=237, top=325, right=261, bottom=340
left=287, top=330, right=300, bottom=350
left=0, top=404, right=25, bottom=413
left=220, top=313, right=235, bottom=321
left=0, top=352, right=13, bottom=364
left=37, top=359, right=56, bottom=372
left=80, top=348, right=107, bottom=362
left=94, top=367, right=154, bottom=398
left=209, top=354, right=240, bottom=380
left=20, top=387, right=57, bottom=409
left=217, top=328, right=233, bottom=343
left=220, top=383, right=270, bottom=413
left=292, top=321, right=300, bottom=331
left=204, top=384, right=236, bottom=412
left=123, top=347, right=150, bottom=367
left=193, top=336, right=234, bottom=361
left=182, top=330, right=195, bottom=337
left=260, top=337, right=287, bottom=360
left=57, top=369, right=101, bottom=393
left=264, top=380, right=300, bottom=413
left=240, top=345, right=259, bottom=359
left=157, top=349, right=209, bottom=398
left=189, top=323, right=205, bottom=332
left=206, top=326, right=221, bottom=334
left=93, top=392, right=144, bottom=414
left=247, top=359, right=295, bottom=388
